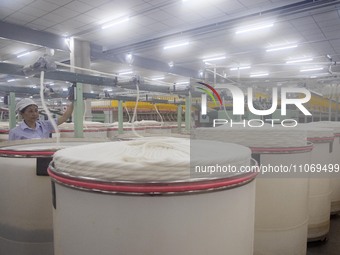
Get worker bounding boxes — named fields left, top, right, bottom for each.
left=8, top=98, right=74, bottom=140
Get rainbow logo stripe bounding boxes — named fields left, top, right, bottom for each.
left=196, top=81, right=223, bottom=107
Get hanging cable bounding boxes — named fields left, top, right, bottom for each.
left=131, top=81, right=143, bottom=138
left=124, top=104, right=131, bottom=122
left=222, top=97, right=232, bottom=121
left=40, top=71, right=60, bottom=144
left=153, top=104, right=164, bottom=126
left=83, top=99, right=87, bottom=129
left=55, top=61, right=173, bottom=86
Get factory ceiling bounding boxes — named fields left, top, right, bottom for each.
left=1, top=0, right=340, bottom=98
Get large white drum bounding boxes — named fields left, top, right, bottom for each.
left=310, top=121, right=340, bottom=214
left=301, top=126, right=334, bottom=241
left=252, top=145, right=311, bottom=255
left=0, top=129, right=9, bottom=142
left=0, top=138, right=109, bottom=255
left=49, top=137, right=257, bottom=255
left=0, top=122, right=10, bottom=141
left=194, top=126, right=311, bottom=255
left=331, top=133, right=340, bottom=213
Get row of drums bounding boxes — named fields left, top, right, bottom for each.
left=0, top=121, right=185, bottom=141
left=0, top=121, right=339, bottom=255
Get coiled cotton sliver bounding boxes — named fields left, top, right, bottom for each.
left=53, top=137, right=251, bottom=182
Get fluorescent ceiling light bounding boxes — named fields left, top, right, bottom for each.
left=102, top=17, right=130, bottom=29
left=62, top=88, right=68, bottom=91
left=286, top=58, right=313, bottom=64
left=151, top=77, right=165, bottom=80
left=7, top=79, right=15, bottom=82
left=176, top=81, right=189, bottom=85
left=266, top=44, right=298, bottom=52
left=230, top=66, right=251, bottom=71
left=17, top=52, right=31, bottom=58
left=164, top=42, right=189, bottom=50
left=105, top=88, right=113, bottom=92
left=119, top=71, right=133, bottom=75
left=300, top=67, right=323, bottom=72
left=203, top=56, right=226, bottom=62
left=236, top=23, right=273, bottom=34
left=250, top=73, right=269, bottom=77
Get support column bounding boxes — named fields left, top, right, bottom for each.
left=329, top=98, right=332, bottom=121
left=177, top=105, right=182, bottom=132
left=9, top=92, right=16, bottom=129
left=185, top=95, right=191, bottom=132
left=336, top=85, right=339, bottom=121
left=118, top=100, right=123, bottom=134
left=74, top=84, right=84, bottom=138
left=70, top=38, right=93, bottom=122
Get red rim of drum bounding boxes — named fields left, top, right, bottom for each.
left=250, top=143, right=313, bottom=154
left=48, top=167, right=258, bottom=194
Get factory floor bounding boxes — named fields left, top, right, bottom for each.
left=307, top=214, right=340, bottom=255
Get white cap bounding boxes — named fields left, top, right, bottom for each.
left=16, top=98, right=38, bottom=113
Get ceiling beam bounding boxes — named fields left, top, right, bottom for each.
left=0, top=62, right=117, bottom=86
left=0, top=21, right=198, bottom=79
left=91, top=46, right=199, bottom=79
left=0, top=21, right=69, bottom=52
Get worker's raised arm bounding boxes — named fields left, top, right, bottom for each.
left=57, top=102, right=74, bottom=125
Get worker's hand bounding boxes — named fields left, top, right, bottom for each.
left=67, top=83, right=76, bottom=101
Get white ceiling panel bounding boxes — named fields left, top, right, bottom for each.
left=301, top=32, right=326, bottom=42
left=14, top=12, right=39, bottom=23
left=313, top=11, right=339, bottom=22
left=26, top=22, right=49, bottom=31
left=63, top=0, right=94, bottom=13
left=131, top=2, right=153, bottom=12
left=72, top=14, right=97, bottom=24
left=28, top=18, right=58, bottom=29
left=238, top=0, right=271, bottom=8
left=323, top=29, right=340, bottom=41
left=0, top=0, right=34, bottom=10
left=18, top=6, right=48, bottom=18
left=42, top=13, right=68, bottom=23
left=215, top=0, right=245, bottom=13
left=29, top=0, right=60, bottom=12
left=0, top=7, right=16, bottom=20
left=320, top=24, right=340, bottom=33
left=45, top=0, right=73, bottom=6
left=175, top=13, right=204, bottom=24
left=77, top=0, right=110, bottom=7
left=51, top=7, right=81, bottom=19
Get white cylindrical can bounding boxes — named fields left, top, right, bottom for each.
left=252, top=146, right=312, bottom=255
left=309, top=122, right=340, bottom=214
left=0, top=138, right=109, bottom=255
left=0, top=129, right=9, bottom=141
left=195, top=126, right=311, bottom=254
left=49, top=138, right=257, bottom=255
left=305, top=128, right=333, bottom=241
